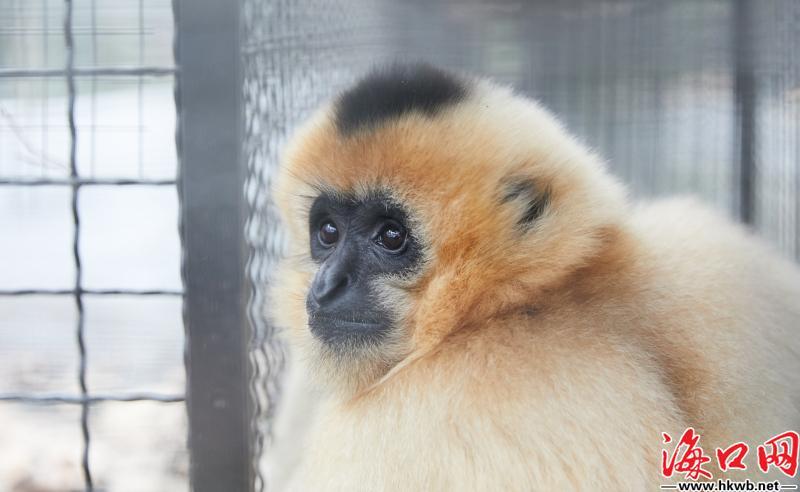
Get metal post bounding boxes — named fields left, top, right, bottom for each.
left=174, top=0, right=253, bottom=490
left=733, top=0, right=757, bottom=225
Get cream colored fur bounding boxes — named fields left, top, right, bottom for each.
left=267, top=75, right=800, bottom=490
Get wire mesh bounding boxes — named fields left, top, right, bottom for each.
left=241, top=1, right=394, bottom=488
left=0, top=0, right=183, bottom=490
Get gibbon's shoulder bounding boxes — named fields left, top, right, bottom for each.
left=630, top=196, right=754, bottom=255
left=625, top=196, right=800, bottom=440
left=626, top=196, right=800, bottom=368
left=628, top=196, right=800, bottom=286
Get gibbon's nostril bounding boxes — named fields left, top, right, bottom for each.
left=311, top=268, right=349, bottom=305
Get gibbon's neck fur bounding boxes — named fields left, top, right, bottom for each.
left=273, top=64, right=631, bottom=398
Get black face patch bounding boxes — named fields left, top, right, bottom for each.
left=334, top=63, right=468, bottom=136
left=502, top=178, right=551, bottom=230
left=306, top=191, right=421, bottom=349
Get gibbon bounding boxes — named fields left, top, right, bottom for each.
left=268, top=63, right=800, bottom=490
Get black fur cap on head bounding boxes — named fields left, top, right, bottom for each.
left=334, top=63, right=468, bottom=135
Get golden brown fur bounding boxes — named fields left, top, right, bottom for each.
left=269, top=72, right=800, bottom=490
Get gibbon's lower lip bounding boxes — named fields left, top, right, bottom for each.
left=308, top=315, right=388, bottom=346
left=312, top=317, right=381, bottom=330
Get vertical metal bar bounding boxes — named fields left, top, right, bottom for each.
left=41, top=0, right=49, bottom=177
left=90, top=0, right=97, bottom=177
left=138, top=0, right=145, bottom=178
left=64, top=0, right=94, bottom=490
left=734, top=0, right=757, bottom=224
left=174, top=0, right=252, bottom=490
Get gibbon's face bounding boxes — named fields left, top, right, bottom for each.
left=273, top=64, right=626, bottom=392
left=306, top=191, right=421, bottom=348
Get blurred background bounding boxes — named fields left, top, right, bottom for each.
left=0, top=1, right=798, bottom=491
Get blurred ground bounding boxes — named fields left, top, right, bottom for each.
left=0, top=401, right=187, bottom=492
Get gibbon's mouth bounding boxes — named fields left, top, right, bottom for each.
left=310, top=316, right=382, bottom=330
left=307, top=315, right=389, bottom=347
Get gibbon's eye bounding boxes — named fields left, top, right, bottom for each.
left=376, top=221, right=407, bottom=252
left=318, top=221, right=339, bottom=246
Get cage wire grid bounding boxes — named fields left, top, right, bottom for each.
left=1, top=0, right=290, bottom=489
left=0, top=0, right=182, bottom=490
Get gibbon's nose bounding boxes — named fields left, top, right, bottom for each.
left=310, top=260, right=351, bottom=306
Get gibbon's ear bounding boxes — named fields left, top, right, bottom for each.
left=500, top=177, right=551, bottom=231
